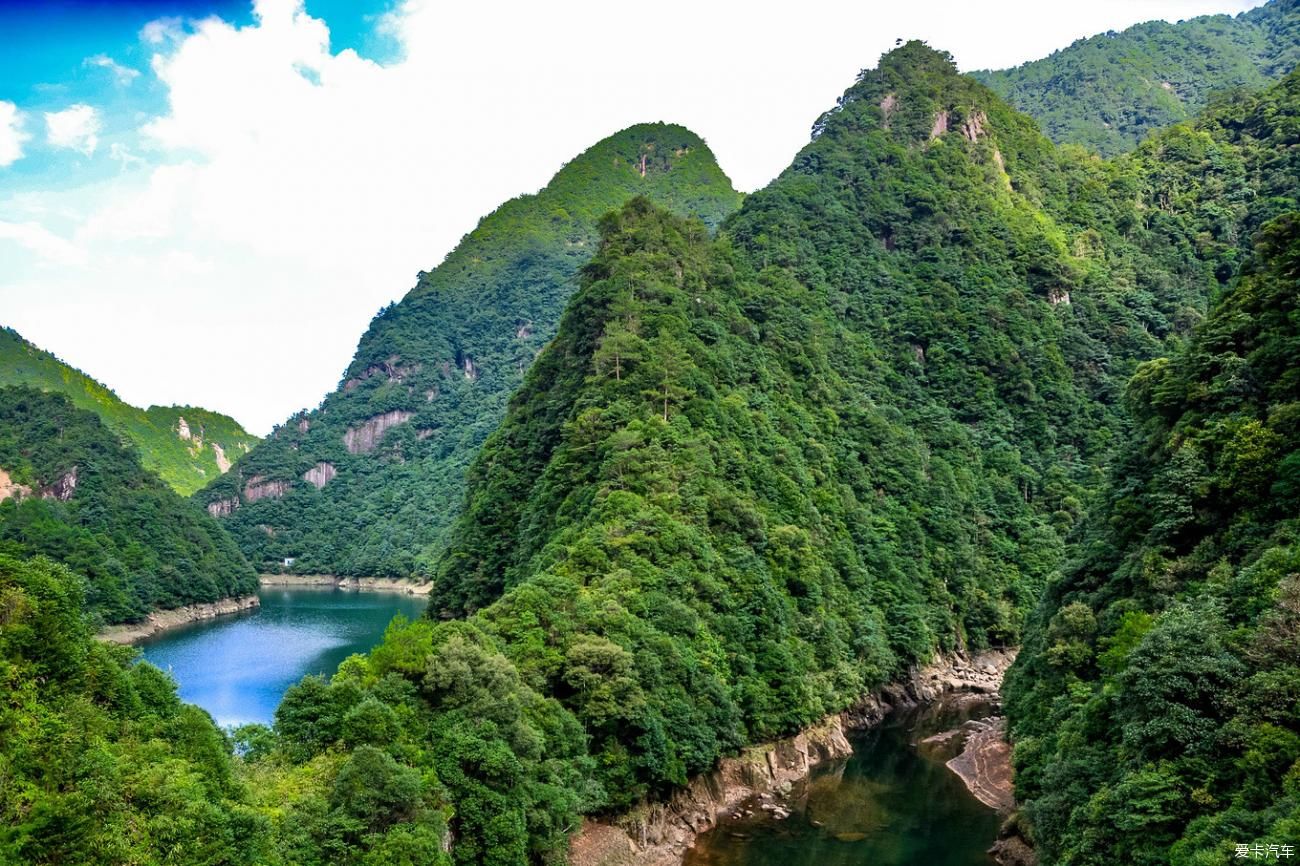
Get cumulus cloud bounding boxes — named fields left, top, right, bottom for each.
left=0, top=0, right=1267, bottom=433
left=0, top=102, right=28, bottom=167
left=0, top=221, right=87, bottom=266
left=45, top=105, right=101, bottom=155
left=86, top=54, right=141, bottom=86
left=141, top=17, right=184, bottom=45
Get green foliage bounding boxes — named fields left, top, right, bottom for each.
left=0, top=327, right=257, bottom=495
left=0, top=553, right=268, bottom=864
left=199, top=124, right=741, bottom=578
left=237, top=617, right=580, bottom=866
left=974, top=0, right=1300, bottom=155
left=6, top=37, right=1299, bottom=866
left=0, top=386, right=257, bottom=624
left=368, top=43, right=1296, bottom=860
left=1007, top=210, right=1300, bottom=865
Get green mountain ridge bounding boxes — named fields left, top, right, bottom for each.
left=0, top=327, right=258, bottom=495
left=0, top=386, right=258, bottom=625
left=1006, top=70, right=1300, bottom=866
left=974, top=0, right=1300, bottom=155
left=199, top=122, right=741, bottom=577
left=4, top=32, right=1300, bottom=866
left=202, top=43, right=1298, bottom=866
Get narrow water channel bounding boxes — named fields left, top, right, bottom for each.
left=684, top=700, right=1002, bottom=866
left=138, top=586, right=427, bottom=727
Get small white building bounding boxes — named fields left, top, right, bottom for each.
left=283, top=557, right=296, bottom=567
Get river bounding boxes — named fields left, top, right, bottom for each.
left=138, top=586, right=427, bottom=727
left=683, top=699, right=1003, bottom=866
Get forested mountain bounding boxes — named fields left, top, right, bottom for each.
left=1007, top=74, right=1300, bottom=866
left=975, top=0, right=1299, bottom=155
left=199, top=124, right=741, bottom=577
left=5, top=34, right=1298, bottom=866
left=207, top=43, right=1300, bottom=866
left=0, top=327, right=258, bottom=495
left=0, top=386, right=257, bottom=625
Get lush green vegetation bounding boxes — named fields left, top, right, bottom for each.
left=199, top=123, right=741, bottom=578
left=7, top=36, right=1299, bottom=866
left=0, top=387, right=257, bottom=625
left=1005, top=64, right=1300, bottom=866
left=974, top=0, right=1299, bottom=156
left=224, top=44, right=1299, bottom=865
left=1007, top=210, right=1300, bottom=866
left=0, top=327, right=258, bottom=495
left=0, top=554, right=266, bottom=865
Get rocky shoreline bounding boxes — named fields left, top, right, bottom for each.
left=257, top=574, right=433, bottom=595
left=924, top=715, right=1015, bottom=812
left=567, top=648, right=1016, bottom=866
left=98, top=594, right=261, bottom=644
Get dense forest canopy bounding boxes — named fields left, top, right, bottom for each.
left=974, top=0, right=1300, bottom=156
left=1007, top=210, right=1300, bottom=866
left=0, top=386, right=257, bottom=625
left=199, top=124, right=741, bottom=579
left=206, top=44, right=1298, bottom=865
left=0, top=554, right=267, bottom=865
left=1005, top=64, right=1300, bottom=866
left=0, top=327, right=257, bottom=495
left=3, top=28, right=1299, bottom=866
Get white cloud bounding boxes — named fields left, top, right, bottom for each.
left=0, top=103, right=28, bottom=167
left=0, top=221, right=87, bottom=266
left=141, top=17, right=184, bottom=46
left=0, top=0, right=1267, bottom=433
left=109, top=142, right=146, bottom=168
left=86, top=54, right=141, bottom=86
left=44, top=105, right=101, bottom=155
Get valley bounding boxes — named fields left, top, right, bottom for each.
left=2, top=3, right=1298, bottom=865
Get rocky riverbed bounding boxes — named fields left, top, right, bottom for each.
left=568, top=648, right=1017, bottom=866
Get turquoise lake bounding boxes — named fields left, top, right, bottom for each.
left=138, top=586, right=427, bottom=727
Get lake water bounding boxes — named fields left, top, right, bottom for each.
left=138, top=586, right=427, bottom=727
left=684, top=700, right=1002, bottom=866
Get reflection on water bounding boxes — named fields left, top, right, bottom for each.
left=138, top=587, right=427, bottom=727
left=685, top=700, right=1001, bottom=866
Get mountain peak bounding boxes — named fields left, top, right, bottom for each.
left=200, top=122, right=741, bottom=577
left=812, top=40, right=1012, bottom=145
left=876, top=39, right=959, bottom=78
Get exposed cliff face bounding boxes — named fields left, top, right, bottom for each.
left=208, top=496, right=239, bottom=518
left=568, top=649, right=1015, bottom=866
left=244, top=475, right=290, bottom=503
left=301, top=461, right=337, bottom=489
left=0, top=467, right=32, bottom=502
left=0, top=465, right=78, bottom=502
left=40, top=466, right=78, bottom=502
left=343, top=410, right=414, bottom=455
left=936, top=715, right=1014, bottom=812
left=342, top=357, right=422, bottom=392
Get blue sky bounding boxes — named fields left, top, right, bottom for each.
left=0, top=0, right=1268, bottom=434
left=0, top=0, right=397, bottom=190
